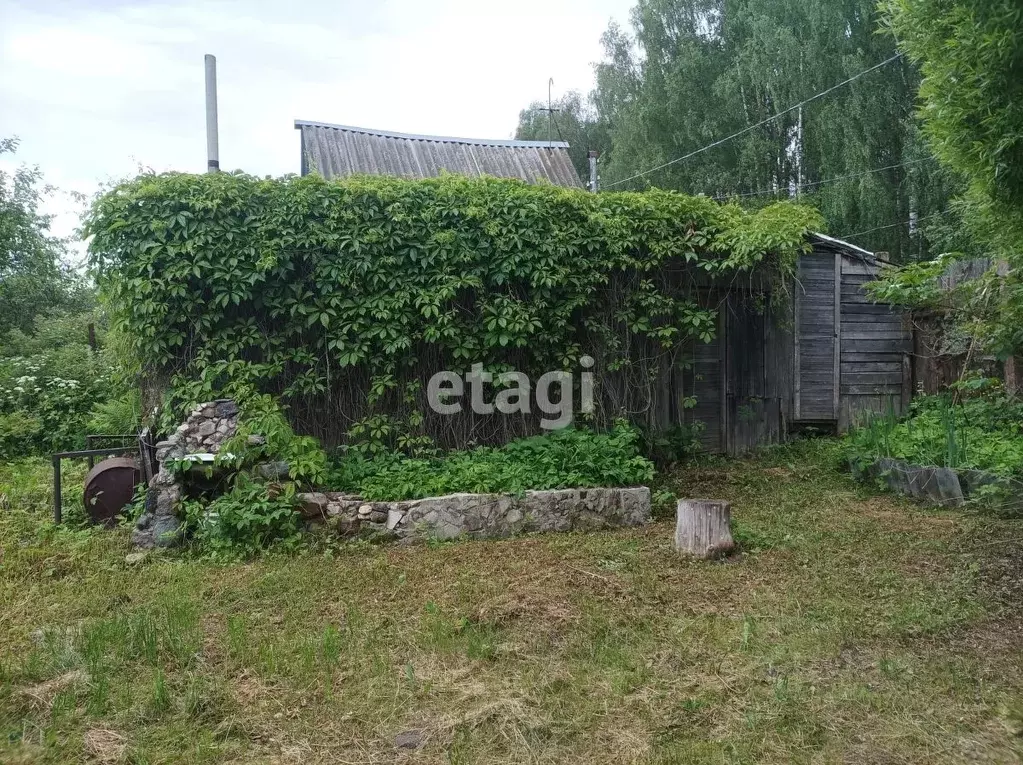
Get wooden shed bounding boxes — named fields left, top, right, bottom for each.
left=794, top=233, right=912, bottom=432
left=675, top=233, right=912, bottom=455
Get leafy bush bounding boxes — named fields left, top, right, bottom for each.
left=183, top=476, right=301, bottom=558
left=0, top=364, right=104, bottom=458
left=169, top=395, right=327, bottom=558
left=327, top=422, right=655, bottom=501
left=845, top=389, right=1023, bottom=477
left=87, top=390, right=142, bottom=436
left=0, top=311, right=141, bottom=458
left=213, top=393, right=327, bottom=486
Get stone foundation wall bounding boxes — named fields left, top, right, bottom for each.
left=297, top=487, right=651, bottom=543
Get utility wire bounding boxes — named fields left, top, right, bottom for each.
left=605, top=52, right=905, bottom=189
left=839, top=211, right=947, bottom=241
left=712, top=157, right=931, bottom=201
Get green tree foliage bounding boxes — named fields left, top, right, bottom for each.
left=85, top=171, right=820, bottom=448
left=0, top=138, right=90, bottom=334
left=879, top=0, right=1023, bottom=357
left=518, top=0, right=961, bottom=260
left=514, top=91, right=610, bottom=183
left=0, top=139, right=133, bottom=457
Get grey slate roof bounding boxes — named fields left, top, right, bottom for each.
left=295, top=120, right=583, bottom=188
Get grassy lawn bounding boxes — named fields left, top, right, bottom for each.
left=1, top=440, right=1022, bottom=764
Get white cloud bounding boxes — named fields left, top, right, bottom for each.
left=0, top=0, right=631, bottom=243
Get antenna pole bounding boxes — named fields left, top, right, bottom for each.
left=548, top=78, right=554, bottom=147
left=205, top=54, right=219, bottom=172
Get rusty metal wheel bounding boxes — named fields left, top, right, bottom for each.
left=83, top=457, right=141, bottom=527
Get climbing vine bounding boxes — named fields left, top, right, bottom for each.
left=86, top=172, right=820, bottom=448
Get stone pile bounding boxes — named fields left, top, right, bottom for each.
left=132, top=400, right=239, bottom=548
left=296, top=486, right=651, bottom=543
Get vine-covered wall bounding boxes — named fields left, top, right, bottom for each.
left=86, top=172, right=821, bottom=450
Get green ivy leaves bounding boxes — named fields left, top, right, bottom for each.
left=86, top=172, right=820, bottom=433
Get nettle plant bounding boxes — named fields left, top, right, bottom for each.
left=86, top=172, right=820, bottom=451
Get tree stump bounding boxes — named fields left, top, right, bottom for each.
left=675, top=499, right=736, bottom=559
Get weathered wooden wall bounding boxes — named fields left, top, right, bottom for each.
left=724, top=292, right=792, bottom=453
left=637, top=246, right=912, bottom=455
left=677, top=290, right=791, bottom=455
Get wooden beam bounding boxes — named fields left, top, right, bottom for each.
left=901, top=353, right=913, bottom=413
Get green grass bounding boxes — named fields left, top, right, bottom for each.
left=1, top=440, right=1022, bottom=763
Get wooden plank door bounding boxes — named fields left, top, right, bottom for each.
left=794, top=253, right=839, bottom=421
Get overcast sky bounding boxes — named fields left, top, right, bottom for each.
left=0, top=0, right=633, bottom=243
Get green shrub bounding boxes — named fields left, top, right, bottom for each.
left=845, top=389, right=1023, bottom=477
left=172, top=395, right=327, bottom=557
left=214, top=393, right=327, bottom=486
left=183, top=476, right=301, bottom=558
left=0, top=365, right=105, bottom=458
left=0, top=311, right=138, bottom=458
left=327, top=422, right=655, bottom=501
left=87, top=390, right=142, bottom=436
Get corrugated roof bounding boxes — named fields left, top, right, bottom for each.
left=295, top=120, right=583, bottom=188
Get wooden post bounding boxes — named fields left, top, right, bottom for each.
left=675, top=499, right=736, bottom=558
left=901, top=352, right=912, bottom=414
left=719, top=301, right=728, bottom=454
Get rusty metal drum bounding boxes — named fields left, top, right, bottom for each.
left=83, top=457, right=141, bottom=526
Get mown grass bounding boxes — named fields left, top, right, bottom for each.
left=1, top=440, right=1022, bottom=763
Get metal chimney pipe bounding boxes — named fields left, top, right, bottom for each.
left=588, top=150, right=599, bottom=193
left=204, top=54, right=219, bottom=172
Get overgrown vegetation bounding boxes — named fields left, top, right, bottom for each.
left=0, top=138, right=139, bottom=459
left=2, top=440, right=1021, bottom=763
left=86, top=172, right=820, bottom=450
left=871, top=1, right=1023, bottom=361
left=846, top=386, right=1023, bottom=477
left=328, top=422, right=654, bottom=501
left=168, top=395, right=328, bottom=557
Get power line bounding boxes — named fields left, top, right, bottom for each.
left=712, top=157, right=931, bottom=201
left=838, top=211, right=947, bottom=241
left=604, top=52, right=905, bottom=189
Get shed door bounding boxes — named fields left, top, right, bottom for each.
left=795, top=252, right=839, bottom=420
